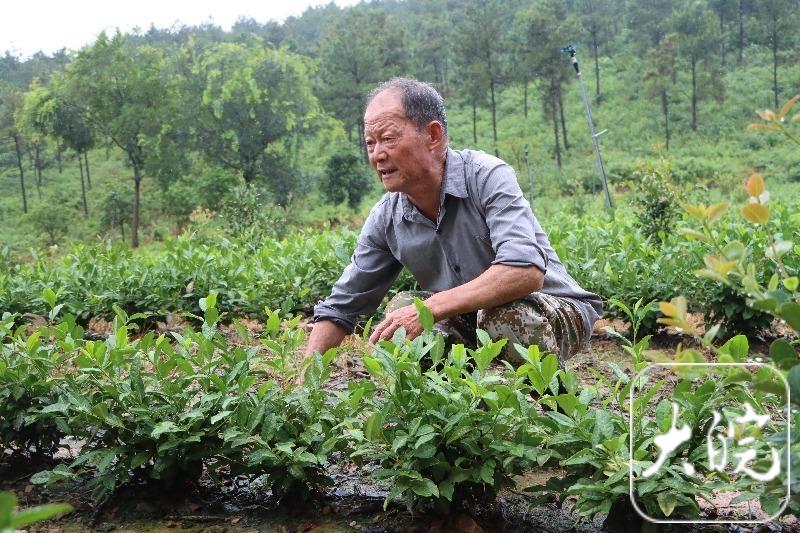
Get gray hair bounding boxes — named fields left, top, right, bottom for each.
left=365, top=77, right=448, bottom=136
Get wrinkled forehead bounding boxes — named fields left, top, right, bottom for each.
left=363, top=112, right=408, bottom=137
left=364, top=89, right=407, bottom=130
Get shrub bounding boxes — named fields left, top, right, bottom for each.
left=345, top=301, right=548, bottom=512
left=632, top=166, right=681, bottom=245
left=219, top=184, right=288, bottom=244
left=320, top=151, right=373, bottom=211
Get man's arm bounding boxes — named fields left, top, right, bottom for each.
left=369, top=263, right=543, bottom=343
left=304, top=319, right=349, bottom=357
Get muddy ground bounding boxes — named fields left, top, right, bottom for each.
left=3, top=315, right=799, bottom=532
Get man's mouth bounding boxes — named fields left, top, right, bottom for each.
left=378, top=169, right=397, bottom=179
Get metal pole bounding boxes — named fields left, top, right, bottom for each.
left=562, top=45, right=613, bottom=209
left=523, top=143, right=533, bottom=207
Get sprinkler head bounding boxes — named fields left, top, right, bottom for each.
left=560, top=44, right=576, bottom=56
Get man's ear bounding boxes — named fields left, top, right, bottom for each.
left=426, top=121, right=445, bottom=151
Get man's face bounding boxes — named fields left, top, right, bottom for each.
left=364, top=89, right=431, bottom=194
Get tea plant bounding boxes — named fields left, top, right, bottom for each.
left=344, top=300, right=549, bottom=512
left=0, top=300, right=82, bottom=454
left=221, top=350, right=343, bottom=499
left=632, top=163, right=682, bottom=245
left=664, top=95, right=800, bottom=515
left=30, top=294, right=341, bottom=500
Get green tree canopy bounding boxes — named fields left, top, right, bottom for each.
left=189, top=40, right=321, bottom=196
left=63, top=31, right=177, bottom=247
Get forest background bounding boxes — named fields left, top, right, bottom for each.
left=0, top=0, right=798, bottom=253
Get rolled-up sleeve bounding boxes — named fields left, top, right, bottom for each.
left=479, top=164, right=548, bottom=273
left=313, top=207, right=403, bottom=333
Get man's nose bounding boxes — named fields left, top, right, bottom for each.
left=371, top=142, right=387, bottom=162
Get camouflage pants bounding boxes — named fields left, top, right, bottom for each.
left=384, top=290, right=588, bottom=366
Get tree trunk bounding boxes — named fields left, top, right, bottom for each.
left=691, top=56, right=698, bottom=131
left=359, top=118, right=368, bottom=164
left=592, top=29, right=601, bottom=98
left=719, top=12, right=726, bottom=64
left=242, top=163, right=255, bottom=183
left=558, top=85, right=569, bottom=150
left=442, top=57, right=449, bottom=96
left=489, top=77, right=498, bottom=157
left=14, top=135, right=27, bottom=213
left=738, top=0, right=745, bottom=64
left=662, top=89, right=670, bottom=151
left=84, top=151, right=92, bottom=189
left=472, top=101, right=477, bottom=144
left=132, top=167, right=141, bottom=249
left=78, top=151, right=88, bottom=215
left=551, top=88, right=562, bottom=169
left=56, top=140, right=62, bottom=174
left=523, top=82, right=528, bottom=118
left=34, top=143, right=42, bottom=186
left=771, top=26, right=779, bottom=109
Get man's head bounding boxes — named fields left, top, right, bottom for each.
left=363, top=78, right=448, bottom=195
left=365, top=78, right=448, bottom=138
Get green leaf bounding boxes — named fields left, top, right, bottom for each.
left=391, top=434, right=408, bottom=452
left=151, top=421, right=180, bottom=438
left=412, top=479, right=439, bottom=498
left=783, top=277, right=799, bottom=292
left=593, top=410, right=615, bottom=442
left=722, top=241, right=745, bottom=260
left=769, top=339, right=798, bottom=371
left=362, top=356, right=382, bottom=376
left=413, top=298, right=434, bottom=331
left=210, top=410, right=233, bottom=424
left=779, top=303, right=800, bottom=333
left=541, top=354, right=559, bottom=385
left=10, top=503, right=73, bottom=529
left=439, top=480, right=455, bottom=501
left=130, top=452, right=150, bottom=470
left=0, top=492, right=17, bottom=526
left=760, top=494, right=783, bottom=517
left=364, top=412, right=383, bottom=440
left=266, top=309, right=280, bottom=334
left=42, top=288, right=56, bottom=308
left=657, top=491, right=677, bottom=517
left=546, top=411, right=575, bottom=428
left=788, top=366, right=800, bottom=404
left=719, top=335, right=749, bottom=362
left=414, top=432, right=437, bottom=449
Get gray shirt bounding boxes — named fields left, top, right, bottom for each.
left=314, top=147, right=602, bottom=335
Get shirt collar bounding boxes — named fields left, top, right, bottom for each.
left=443, top=147, right=468, bottom=199
left=401, top=147, right=467, bottom=222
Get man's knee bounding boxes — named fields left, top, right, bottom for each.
left=477, top=296, right=586, bottom=365
left=384, top=290, right=432, bottom=315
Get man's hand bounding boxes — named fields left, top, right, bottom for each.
left=369, top=304, right=425, bottom=344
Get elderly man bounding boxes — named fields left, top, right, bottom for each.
left=305, top=78, right=602, bottom=365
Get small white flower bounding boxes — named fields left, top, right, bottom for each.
left=759, top=191, right=770, bottom=204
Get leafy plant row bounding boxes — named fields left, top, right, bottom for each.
left=0, top=230, right=358, bottom=320
left=1, top=293, right=791, bottom=521
left=3, top=201, right=798, bottom=339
